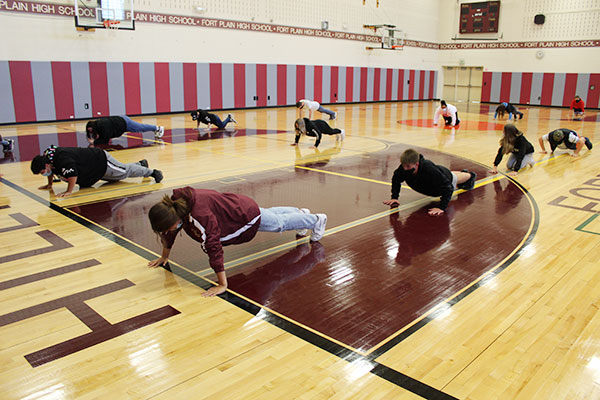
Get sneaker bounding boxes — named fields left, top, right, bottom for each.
left=330, top=112, right=336, bottom=121
left=310, top=213, right=327, bottom=242
left=585, top=137, right=593, bottom=150
left=155, top=126, right=164, bottom=138
left=138, top=159, right=148, bottom=168
left=340, top=129, right=345, bottom=141
left=151, top=169, right=163, bottom=183
left=5, top=139, right=14, bottom=152
left=228, top=114, right=237, bottom=124
left=297, top=208, right=310, bottom=236
left=458, top=171, right=477, bottom=191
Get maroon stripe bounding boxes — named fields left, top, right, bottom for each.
left=0, top=213, right=39, bottom=233
left=540, top=73, right=555, bottom=106
left=256, top=64, right=267, bottom=107
left=89, top=62, right=109, bottom=117
left=0, top=260, right=101, bottom=290
left=25, top=305, right=180, bottom=367
left=9, top=61, right=37, bottom=122
left=373, top=68, right=381, bottom=101
left=209, top=63, right=223, bottom=109
left=562, top=74, right=578, bottom=107
left=154, top=63, right=171, bottom=113
left=277, top=64, right=287, bottom=106
left=182, top=62, right=197, bottom=111
left=233, top=63, right=246, bottom=108
left=500, top=72, right=512, bottom=102
left=481, top=71, right=492, bottom=102
left=397, top=69, right=404, bottom=100
left=51, top=62, right=74, bottom=120
left=345, top=67, right=353, bottom=102
left=419, top=70, right=426, bottom=100
left=0, top=280, right=133, bottom=327
left=0, top=230, right=72, bottom=264
left=359, top=67, right=368, bottom=102
left=429, top=71, right=436, bottom=99
left=385, top=69, right=393, bottom=100
left=520, top=72, right=533, bottom=104
left=587, top=74, right=600, bottom=108
left=67, top=301, right=112, bottom=331
left=123, top=62, right=142, bottom=115
left=408, top=70, right=416, bottom=99
left=313, top=65, right=323, bottom=103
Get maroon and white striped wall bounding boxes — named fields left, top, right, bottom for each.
left=0, top=61, right=437, bottom=124
left=481, top=71, right=600, bottom=108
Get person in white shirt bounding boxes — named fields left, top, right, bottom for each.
left=433, top=100, right=460, bottom=127
left=296, top=99, right=336, bottom=120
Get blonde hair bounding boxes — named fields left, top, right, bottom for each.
left=148, top=195, right=190, bottom=233
left=500, top=123, right=522, bottom=154
left=294, top=118, right=306, bottom=136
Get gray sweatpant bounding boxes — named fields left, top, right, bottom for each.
left=101, top=151, right=153, bottom=181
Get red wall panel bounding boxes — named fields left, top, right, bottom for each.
left=182, top=63, right=197, bottom=111
left=500, top=72, right=512, bottom=102
left=123, top=62, right=141, bottom=115
left=296, top=65, right=305, bottom=101
left=154, top=63, right=170, bottom=113
left=313, top=65, right=322, bottom=103
left=373, top=68, right=381, bottom=102
left=89, top=62, right=109, bottom=117
left=481, top=71, right=492, bottom=102
left=587, top=73, right=600, bottom=109
left=519, top=72, right=533, bottom=104
left=360, top=67, right=368, bottom=102
left=330, top=66, right=339, bottom=103
left=233, top=64, right=246, bottom=109
left=540, top=73, right=555, bottom=105
left=277, top=64, right=287, bottom=106
left=51, top=62, right=74, bottom=120
left=209, top=63, right=223, bottom=110
left=345, top=67, right=353, bottom=102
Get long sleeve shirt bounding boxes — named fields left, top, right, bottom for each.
left=433, top=104, right=458, bottom=125
left=161, top=187, right=261, bottom=273
left=390, top=154, right=455, bottom=210
left=493, top=135, right=534, bottom=171
left=570, top=99, right=585, bottom=112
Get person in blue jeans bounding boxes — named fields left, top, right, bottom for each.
left=191, top=109, right=237, bottom=130
left=148, top=187, right=327, bottom=297
left=86, top=116, right=164, bottom=145
left=296, top=99, right=336, bottom=120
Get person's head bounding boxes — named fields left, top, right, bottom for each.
left=574, top=95, right=581, bottom=102
left=30, top=155, right=52, bottom=176
left=551, top=129, right=565, bottom=143
left=440, top=100, right=447, bottom=110
left=295, top=101, right=304, bottom=109
left=496, top=104, right=506, bottom=118
left=294, top=118, right=307, bottom=136
left=148, top=195, right=190, bottom=234
left=400, top=149, right=420, bottom=174
left=500, top=123, right=522, bottom=154
left=86, top=121, right=98, bottom=141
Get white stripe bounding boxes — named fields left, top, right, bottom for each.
left=220, top=214, right=260, bottom=242
left=189, top=215, right=207, bottom=243
left=106, top=160, right=127, bottom=173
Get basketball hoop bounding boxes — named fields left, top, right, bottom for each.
left=391, top=45, right=404, bottom=51
left=102, top=20, right=120, bottom=30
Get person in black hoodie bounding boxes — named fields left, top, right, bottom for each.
left=86, top=116, right=164, bottom=145
left=538, top=128, right=592, bottom=157
left=190, top=109, right=237, bottom=130
left=383, top=149, right=477, bottom=216
left=30, top=145, right=163, bottom=197
left=490, top=123, right=535, bottom=177
left=291, top=118, right=345, bottom=148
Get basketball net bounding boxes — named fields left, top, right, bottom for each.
left=102, top=20, right=120, bottom=30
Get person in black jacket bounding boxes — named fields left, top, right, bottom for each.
left=538, top=128, right=592, bottom=157
left=291, top=118, right=344, bottom=148
left=383, top=149, right=477, bottom=216
left=86, top=116, right=164, bottom=145
left=191, top=109, right=237, bottom=130
left=30, top=145, right=163, bottom=198
left=490, top=124, right=535, bottom=177
left=494, top=102, right=523, bottom=120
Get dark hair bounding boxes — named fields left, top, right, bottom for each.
left=496, top=104, right=506, bottom=118
left=148, top=195, right=190, bottom=233
left=401, top=149, right=419, bottom=165
left=440, top=100, right=447, bottom=107
left=295, top=101, right=303, bottom=108
left=85, top=121, right=97, bottom=140
left=30, top=155, right=48, bottom=174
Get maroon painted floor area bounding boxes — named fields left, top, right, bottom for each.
left=69, top=145, right=533, bottom=352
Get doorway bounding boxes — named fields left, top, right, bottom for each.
left=442, top=66, right=483, bottom=103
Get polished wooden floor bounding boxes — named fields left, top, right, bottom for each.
left=1, top=102, right=599, bottom=399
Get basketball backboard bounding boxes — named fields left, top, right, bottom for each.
left=74, top=0, right=135, bottom=31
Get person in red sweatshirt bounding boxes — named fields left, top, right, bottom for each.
left=147, top=187, right=327, bottom=297
left=570, top=95, right=585, bottom=120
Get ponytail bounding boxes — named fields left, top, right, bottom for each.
left=148, top=195, right=190, bottom=233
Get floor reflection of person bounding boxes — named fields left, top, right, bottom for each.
left=227, top=242, right=325, bottom=304
left=294, top=143, right=341, bottom=168
left=147, top=187, right=328, bottom=297
left=493, top=180, right=524, bottom=215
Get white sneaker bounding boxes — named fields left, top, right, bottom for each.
left=228, top=114, right=237, bottom=124
left=310, top=213, right=327, bottom=242
left=155, top=126, right=164, bottom=138
left=297, top=208, right=310, bottom=236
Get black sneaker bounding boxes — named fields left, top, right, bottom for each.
left=458, top=171, right=477, bottom=190
left=151, top=169, right=163, bottom=183
left=5, top=139, right=14, bottom=152
left=585, top=137, right=593, bottom=150
left=138, top=159, right=149, bottom=168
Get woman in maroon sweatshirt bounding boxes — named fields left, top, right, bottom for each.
left=148, top=187, right=327, bottom=296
